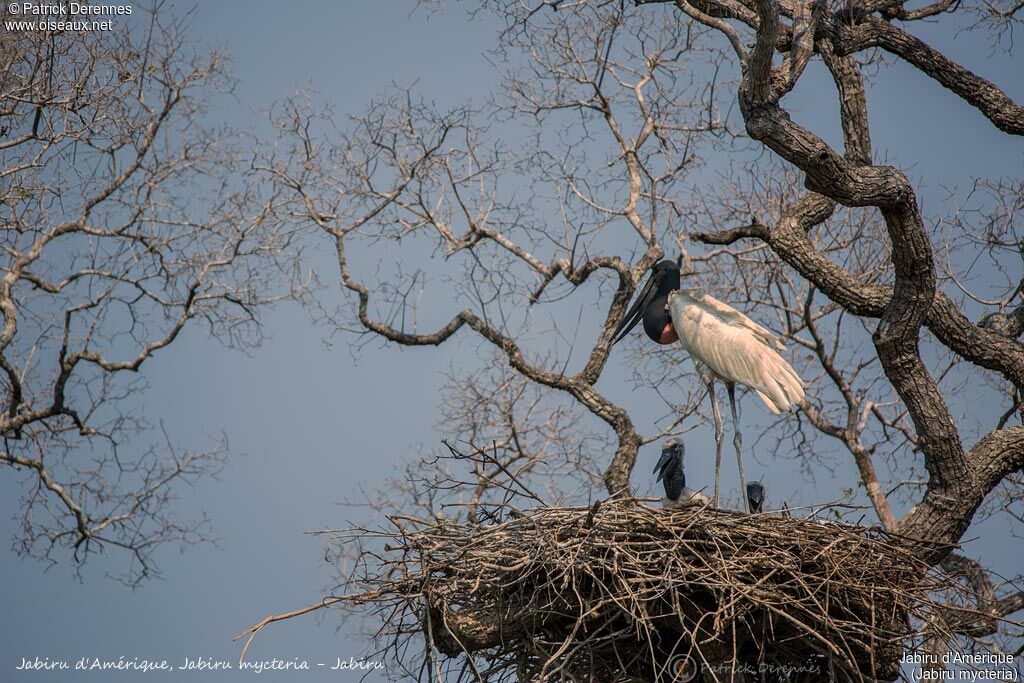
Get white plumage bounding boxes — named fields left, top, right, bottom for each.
left=611, top=259, right=806, bottom=511
left=664, top=487, right=712, bottom=508
left=667, top=290, right=804, bottom=414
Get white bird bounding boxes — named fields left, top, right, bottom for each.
left=612, top=259, right=804, bottom=510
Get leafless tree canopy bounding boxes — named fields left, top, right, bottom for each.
left=0, top=11, right=307, bottom=584
left=4, top=0, right=1022, bottom=674
left=251, top=0, right=1024, bottom=675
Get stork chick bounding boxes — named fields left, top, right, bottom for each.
left=654, top=439, right=710, bottom=508
left=746, top=481, right=765, bottom=514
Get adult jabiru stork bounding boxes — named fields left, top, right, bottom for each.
left=612, top=259, right=804, bottom=511
left=654, top=439, right=710, bottom=507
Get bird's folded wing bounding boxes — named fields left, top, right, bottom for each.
left=669, top=291, right=805, bottom=413
left=677, top=290, right=785, bottom=351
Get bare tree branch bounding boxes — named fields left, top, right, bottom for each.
left=0, top=8, right=308, bottom=584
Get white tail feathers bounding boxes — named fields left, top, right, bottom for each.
left=751, top=347, right=805, bottom=414
left=667, top=289, right=806, bottom=414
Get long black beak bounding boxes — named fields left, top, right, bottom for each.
left=654, top=441, right=683, bottom=479
left=611, top=273, right=656, bottom=345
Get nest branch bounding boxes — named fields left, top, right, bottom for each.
left=240, top=500, right=1001, bottom=682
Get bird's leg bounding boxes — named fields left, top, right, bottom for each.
left=706, top=377, right=724, bottom=508
left=727, top=382, right=748, bottom=512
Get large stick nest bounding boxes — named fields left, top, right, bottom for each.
left=344, top=499, right=950, bottom=682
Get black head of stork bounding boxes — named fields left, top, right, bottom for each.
left=654, top=439, right=686, bottom=502
left=746, top=481, right=765, bottom=513
left=611, top=259, right=681, bottom=346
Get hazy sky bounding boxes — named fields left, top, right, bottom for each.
left=2, top=2, right=1021, bottom=682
